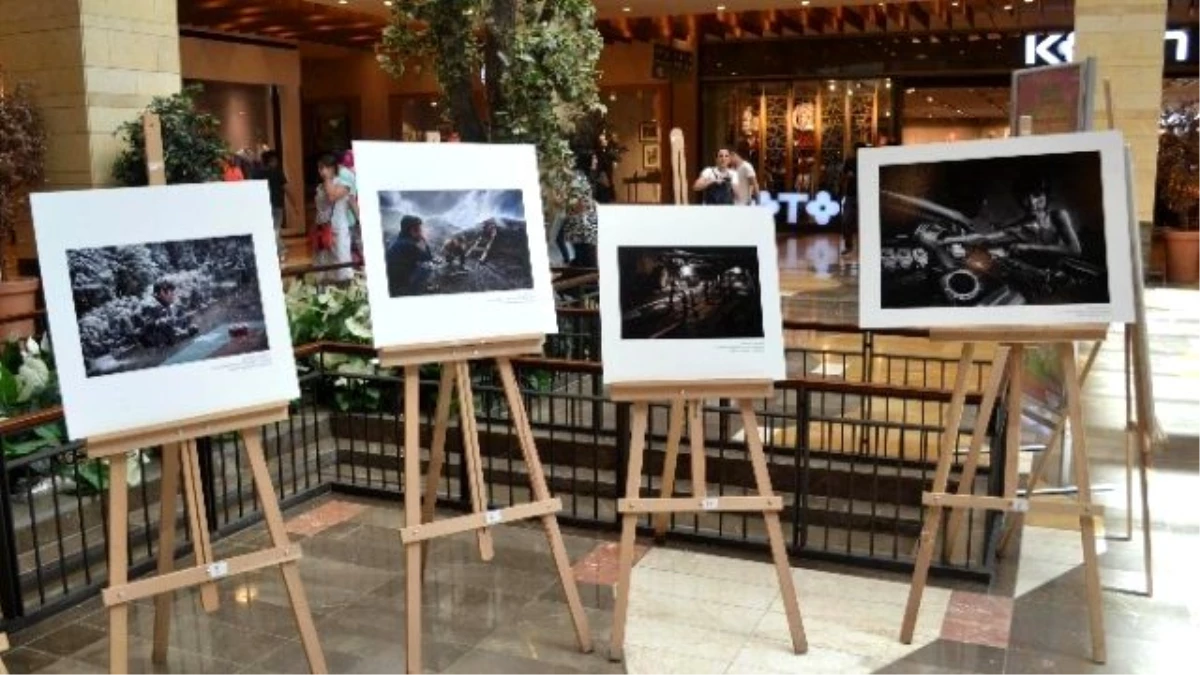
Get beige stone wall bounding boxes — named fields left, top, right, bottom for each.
left=1073, top=0, right=1168, bottom=225
left=0, top=0, right=180, bottom=266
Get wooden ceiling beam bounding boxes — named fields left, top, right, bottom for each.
left=842, top=6, right=866, bottom=32
left=736, top=11, right=764, bottom=37
left=907, top=2, right=931, bottom=29
left=777, top=9, right=806, bottom=35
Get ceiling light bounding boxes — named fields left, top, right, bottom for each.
left=717, top=5, right=726, bottom=11
left=1003, top=3, right=1013, bottom=9
left=622, top=6, right=631, bottom=12
left=1024, top=0, right=1035, bottom=3
left=384, top=0, right=393, bottom=5
left=905, top=87, right=916, bottom=94
left=338, top=0, right=347, bottom=4
left=951, top=1, right=959, bottom=5
left=801, top=0, right=811, bottom=5
left=926, top=95, right=934, bottom=102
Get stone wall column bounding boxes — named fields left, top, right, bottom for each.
left=0, top=0, right=180, bottom=266
left=1073, top=0, right=1168, bottom=236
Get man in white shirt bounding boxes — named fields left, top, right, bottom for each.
left=730, top=149, right=759, bottom=205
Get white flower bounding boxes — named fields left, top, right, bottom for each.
left=25, top=336, right=40, bottom=356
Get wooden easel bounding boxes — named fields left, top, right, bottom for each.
left=898, top=325, right=1109, bottom=663
left=0, top=632, right=9, bottom=674
left=607, top=380, right=807, bottom=661
left=93, top=403, right=327, bottom=674
left=90, top=113, right=326, bottom=674
left=670, top=128, right=688, bottom=205
left=378, top=335, right=592, bottom=674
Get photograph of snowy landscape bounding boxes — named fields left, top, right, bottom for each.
left=377, top=189, right=534, bottom=297
left=67, top=235, right=270, bottom=378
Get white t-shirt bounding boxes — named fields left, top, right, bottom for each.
left=733, top=162, right=757, bottom=205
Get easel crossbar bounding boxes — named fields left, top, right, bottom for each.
left=399, top=498, right=562, bottom=543
left=103, top=545, right=300, bottom=606
left=608, top=381, right=774, bottom=402
left=86, top=402, right=289, bottom=459
left=619, top=496, right=782, bottom=514
left=378, top=335, right=544, bottom=367
left=922, top=492, right=1103, bottom=517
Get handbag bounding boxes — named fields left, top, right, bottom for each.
left=309, top=223, right=334, bottom=252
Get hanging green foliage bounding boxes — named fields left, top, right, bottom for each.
left=377, top=0, right=604, bottom=216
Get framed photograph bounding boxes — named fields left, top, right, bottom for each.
left=597, top=205, right=785, bottom=384
left=353, top=141, right=556, bottom=348
left=857, top=130, right=1135, bottom=329
left=1010, top=58, right=1096, bottom=135
left=31, top=182, right=297, bottom=440
left=642, top=143, right=660, bottom=170
left=639, top=121, right=658, bottom=142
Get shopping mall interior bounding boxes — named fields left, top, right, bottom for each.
left=0, top=0, right=1197, bottom=674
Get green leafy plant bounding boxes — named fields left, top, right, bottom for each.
left=0, top=77, right=47, bottom=277
left=377, top=0, right=604, bottom=216
left=0, top=335, right=63, bottom=457
left=1156, top=108, right=1199, bottom=230
left=111, top=84, right=229, bottom=186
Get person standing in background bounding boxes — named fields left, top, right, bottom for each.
left=730, top=145, right=760, bottom=205
left=316, top=154, right=354, bottom=284
left=839, top=142, right=868, bottom=258
left=254, top=150, right=290, bottom=263
left=693, top=149, right=736, bottom=205
left=221, top=154, right=244, bottom=182
left=340, top=150, right=362, bottom=264
left=563, top=150, right=599, bottom=268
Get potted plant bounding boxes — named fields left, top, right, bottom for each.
left=111, top=84, right=227, bottom=186
left=1155, top=107, right=1199, bottom=285
left=0, top=76, right=48, bottom=338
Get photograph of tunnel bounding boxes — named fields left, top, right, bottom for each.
left=616, top=245, right=765, bottom=340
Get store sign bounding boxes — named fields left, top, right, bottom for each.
left=1024, top=29, right=1191, bottom=66
left=757, top=190, right=842, bottom=226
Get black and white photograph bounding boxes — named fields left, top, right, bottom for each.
left=32, top=181, right=298, bottom=440
left=858, top=131, right=1134, bottom=328
left=597, top=205, right=785, bottom=384
left=617, top=245, right=764, bottom=340
left=876, top=151, right=1110, bottom=310
left=68, top=235, right=269, bottom=378
left=378, top=189, right=534, bottom=297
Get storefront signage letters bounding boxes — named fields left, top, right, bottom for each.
left=757, top=190, right=842, bottom=226
left=1024, top=29, right=1190, bottom=66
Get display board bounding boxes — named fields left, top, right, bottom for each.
left=1010, top=59, right=1096, bottom=135
left=353, top=141, right=557, bottom=348
left=597, top=205, right=785, bottom=383
left=31, top=182, right=298, bottom=440
left=857, top=130, right=1135, bottom=328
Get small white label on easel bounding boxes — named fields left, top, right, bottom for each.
left=700, top=497, right=719, bottom=510
left=1012, top=499, right=1031, bottom=513
left=207, top=561, right=229, bottom=579
left=485, top=509, right=503, bottom=525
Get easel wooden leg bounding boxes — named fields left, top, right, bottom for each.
left=740, top=400, right=807, bottom=654
left=180, top=441, right=219, bottom=612
left=241, top=430, right=328, bottom=674
left=421, top=365, right=455, bottom=572
left=1129, top=326, right=1155, bottom=597
left=107, top=454, right=130, bottom=675
left=1059, top=344, right=1106, bottom=664
left=0, top=632, right=9, bottom=675
left=1124, top=330, right=1135, bottom=541
left=152, top=444, right=182, bottom=663
left=454, top=361, right=495, bottom=562
left=609, top=401, right=649, bottom=662
left=900, top=343, right=977, bottom=643
left=402, top=365, right=423, bottom=674
left=652, top=400, right=685, bottom=539
left=496, top=359, right=592, bottom=653
left=945, top=347, right=1010, bottom=560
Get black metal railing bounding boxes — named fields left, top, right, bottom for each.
left=0, top=268, right=1003, bottom=634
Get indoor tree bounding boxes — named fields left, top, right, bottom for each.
left=0, top=79, right=47, bottom=280
left=376, top=0, right=604, bottom=213
left=112, top=84, right=228, bottom=186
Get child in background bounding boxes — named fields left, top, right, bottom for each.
left=340, top=150, right=362, bottom=264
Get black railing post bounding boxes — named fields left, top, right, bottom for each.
left=0, top=453, right=26, bottom=623
left=195, top=437, right=220, bottom=531
left=793, top=386, right=810, bottom=551
left=614, top=401, right=630, bottom=528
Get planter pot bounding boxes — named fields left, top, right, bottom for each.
left=1163, top=229, right=1200, bottom=286
left=0, top=277, right=40, bottom=340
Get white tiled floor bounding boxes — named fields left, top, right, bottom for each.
left=623, top=548, right=952, bottom=675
